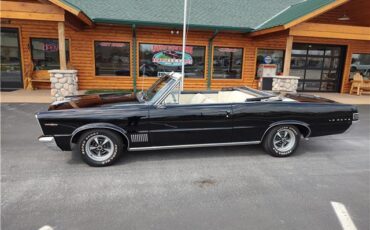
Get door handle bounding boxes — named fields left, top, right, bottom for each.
left=156, top=104, right=167, bottom=109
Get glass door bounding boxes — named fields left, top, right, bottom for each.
left=290, top=43, right=346, bottom=92
left=1, top=28, right=23, bottom=90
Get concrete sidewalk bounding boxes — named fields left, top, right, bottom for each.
left=310, top=92, right=370, bottom=105
left=1, top=89, right=369, bottom=104
left=0, top=89, right=85, bottom=104
left=1, top=89, right=52, bottom=103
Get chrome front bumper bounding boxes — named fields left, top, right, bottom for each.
left=38, top=136, right=60, bottom=151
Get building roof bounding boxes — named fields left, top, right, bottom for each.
left=60, top=0, right=339, bottom=32
left=256, top=0, right=337, bottom=30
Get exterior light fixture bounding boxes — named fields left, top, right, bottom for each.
left=170, top=30, right=180, bottom=35
left=338, top=14, right=350, bottom=21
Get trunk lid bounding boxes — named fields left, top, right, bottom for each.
left=284, top=93, right=337, bottom=103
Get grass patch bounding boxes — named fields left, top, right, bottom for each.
left=85, top=89, right=133, bottom=95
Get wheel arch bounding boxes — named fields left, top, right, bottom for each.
left=70, top=123, right=130, bottom=149
left=261, top=120, right=311, bottom=141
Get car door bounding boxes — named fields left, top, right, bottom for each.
left=231, top=102, right=271, bottom=142
left=148, top=103, right=233, bottom=146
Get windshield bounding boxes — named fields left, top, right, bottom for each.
left=137, top=74, right=177, bottom=103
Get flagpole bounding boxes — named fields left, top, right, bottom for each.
left=181, top=0, right=188, bottom=91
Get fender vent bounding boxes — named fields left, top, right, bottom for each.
left=131, top=134, right=148, bottom=143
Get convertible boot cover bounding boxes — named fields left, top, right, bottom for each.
left=48, top=93, right=138, bottom=110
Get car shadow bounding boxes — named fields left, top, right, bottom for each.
left=115, top=145, right=266, bottom=165
left=67, top=144, right=267, bottom=166
left=67, top=139, right=316, bottom=166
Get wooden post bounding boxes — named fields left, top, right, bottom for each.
left=283, top=35, right=293, bottom=76
left=132, top=25, right=137, bottom=93
left=207, top=30, right=218, bottom=89
left=58, top=22, right=67, bottom=70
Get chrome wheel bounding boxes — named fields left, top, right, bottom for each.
left=273, top=128, right=296, bottom=153
left=85, top=135, right=114, bottom=162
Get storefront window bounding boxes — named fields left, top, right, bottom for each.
left=139, top=43, right=205, bottom=78
left=94, top=41, right=130, bottom=76
left=213, top=47, right=243, bottom=79
left=256, top=49, right=284, bottom=78
left=31, top=38, right=69, bottom=70
left=350, top=53, right=370, bottom=79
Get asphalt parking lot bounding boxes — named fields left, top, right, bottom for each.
left=1, top=103, right=369, bottom=230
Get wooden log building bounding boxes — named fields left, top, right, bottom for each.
left=1, top=0, right=369, bottom=93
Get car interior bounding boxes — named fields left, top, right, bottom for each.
left=164, top=90, right=258, bottom=104
left=163, top=89, right=296, bottom=105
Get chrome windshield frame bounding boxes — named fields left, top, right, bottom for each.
left=148, top=73, right=182, bottom=106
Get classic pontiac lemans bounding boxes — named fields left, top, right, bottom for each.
left=36, top=73, right=358, bottom=166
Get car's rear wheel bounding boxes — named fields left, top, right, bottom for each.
left=78, top=129, right=123, bottom=166
left=263, top=125, right=300, bottom=157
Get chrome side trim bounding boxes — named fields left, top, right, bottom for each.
left=38, top=136, right=61, bottom=151
left=54, top=134, right=72, bottom=137
left=128, top=141, right=260, bottom=151
left=149, top=127, right=233, bottom=133
left=44, top=123, right=59, bottom=126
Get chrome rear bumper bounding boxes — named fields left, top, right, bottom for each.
left=38, top=136, right=61, bottom=151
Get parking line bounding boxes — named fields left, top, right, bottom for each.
left=331, top=201, right=358, bottom=230
left=38, top=225, right=54, bottom=230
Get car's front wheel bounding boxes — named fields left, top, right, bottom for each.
left=262, top=125, right=300, bottom=157
left=78, top=129, right=123, bottom=166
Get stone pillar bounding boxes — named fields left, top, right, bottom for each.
left=49, top=70, right=78, bottom=102
left=272, top=76, right=300, bottom=93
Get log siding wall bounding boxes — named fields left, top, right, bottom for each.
left=4, top=19, right=370, bottom=93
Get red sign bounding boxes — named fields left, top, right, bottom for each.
left=151, top=45, right=193, bottom=54
left=43, top=43, right=58, bottom=52
left=99, top=42, right=126, bottom=48
left=218, top=48, right=239, bottom=53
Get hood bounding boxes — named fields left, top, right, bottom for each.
left=48, top=93, right=138, bottom=110
left=284, top=93, right=337, bottom=103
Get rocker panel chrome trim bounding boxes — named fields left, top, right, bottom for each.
left=128, top=141, right=261, bottom=151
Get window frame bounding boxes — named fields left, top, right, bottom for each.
left=349, top=52, right=370, bottom=79
left=255, top=48, right=285, bottom=79
left=30, top=37, right=71, bottom=71
left=212, top=45, right=244, bottom=80
left=93, top=40, right=132, bottom=78
left=138, top=42, right=207, bottom=79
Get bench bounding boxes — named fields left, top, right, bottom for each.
left=31, top=70, right=50, bottom=83
left=350, top=73, right=370, bottom=95
left=30, top=70, right=51, bottom=89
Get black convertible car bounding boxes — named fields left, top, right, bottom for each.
left=36, top=73, right=358, bottom=166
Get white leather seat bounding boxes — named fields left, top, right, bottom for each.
left=203, top=98, right=216, bottom=104
left=190, top=93, right=208, bottom=104
left=218, top=91, right=254, bottom=103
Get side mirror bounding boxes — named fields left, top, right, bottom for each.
left=156, top=104, right=167, bottom=109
